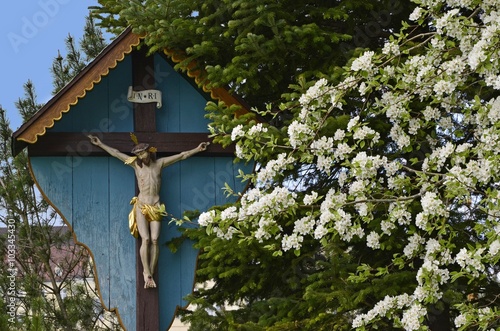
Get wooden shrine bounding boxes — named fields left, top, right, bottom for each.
left=12, top=28, right=251, bottom=331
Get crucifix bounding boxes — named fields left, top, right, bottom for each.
left=22, top=46, right=236, bottom=330
left=88, top=134, right=209, bottom=290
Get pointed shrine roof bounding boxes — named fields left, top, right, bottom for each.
left=12, top=27, right=248, bottom=156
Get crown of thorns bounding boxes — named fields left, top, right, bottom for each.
left=130, top=133, right=157, bottom=154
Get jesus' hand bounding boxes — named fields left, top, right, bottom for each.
left=198, top=142, right=210, bottom=151
left=88, top=135, right=102, bottom=146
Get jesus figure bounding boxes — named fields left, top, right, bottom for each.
left=89, top=134, right=209, bottom=288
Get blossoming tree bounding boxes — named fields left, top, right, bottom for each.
left=198, top=1, right=500, bottom=330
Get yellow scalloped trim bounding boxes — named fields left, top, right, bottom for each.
left=17, top=32, right=142, bottom=145
left=18, top=32, right=246, bottom=146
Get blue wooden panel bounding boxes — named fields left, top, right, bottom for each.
left=163, top=162, right=182, bottom=217
left=106, top=55, right=134, bottom=132
left=30, top=156, right=137, bottom=331
left=156, top=60, right=181, bottom=132
left=154, top=54, right=210, bottom=133
left=70, top=158, right=111, bottom=304
left=30, top=157, right=73, bottom=220
left=158, top=160, right=184, bottom=330
left=70, top=82, right=109, bottom=132
left=178, top=85, right=210, bottom=132
left=108, top=158, right=136, bottom=329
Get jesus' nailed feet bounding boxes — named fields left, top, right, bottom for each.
left=144, top=272, right=156, bottom=289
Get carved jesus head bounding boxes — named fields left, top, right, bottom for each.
left=132, top=143, right=156, bottom=167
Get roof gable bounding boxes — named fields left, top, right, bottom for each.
left=12, top=27, right=247, bottom=155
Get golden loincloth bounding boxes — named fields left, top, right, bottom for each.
left=128, top=197, right=167, bottom=238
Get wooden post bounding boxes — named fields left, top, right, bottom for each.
left=132, top=47, right=160, bottom=331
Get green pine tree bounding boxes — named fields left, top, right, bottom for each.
left=51, top=15, right=106, bottom=94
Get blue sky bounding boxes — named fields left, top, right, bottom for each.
left=0, top=0, right=106, bottom=130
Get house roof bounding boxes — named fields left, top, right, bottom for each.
left=12, top=27, right=248, bottom=156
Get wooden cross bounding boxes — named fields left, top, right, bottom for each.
left=23, top=47, right=234, bottom=330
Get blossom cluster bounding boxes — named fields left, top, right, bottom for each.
left=202, top=0, right=500, bottom=329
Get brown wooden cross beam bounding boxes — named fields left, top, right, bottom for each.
left=26, top=47, right=233, bottom=330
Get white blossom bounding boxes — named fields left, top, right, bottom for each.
left=231, top=124, right=245, bottom=141
left=367, top=231, right=381, bottom=249
left=198, top=210, right=216, bottom=226
left=488, top=240, right=500, bottom=256
left=468, top=39, right=487, bottom=69
left=257, top=153, right=294, bottom=187
left=356, top=202, right=369, bottom=217
left=347, top=116, right=360, bottom=131
left=351, top=152, right=386, bottom=179
left=425, top=238, right=441, bottom=257
left=310, top=136, right=334, bottom=154
left=384, top=160, right=401, bottom=177
left=334, top=143, right=353, bottom=161
left=401, top=303, right=427, bottom=331
left=349, top=179, right=366, bottom=196
left=314, top=224, right=328, bottom=240
left=215, top=226, right=238, bottom=240
left=487, top=96, right=500, bottom=124
left=333, top=209, right=357, bottom=241
left=454, top=314, right=467, bottom=328
left=353, top=125, right=380, bottom=143
left=221, top=206, right=238, bottom=220
left=455, top=248, right=486, bottom=276
left=334, top=129, right=345, bottom=141
left=235, top=144, right=246, bottom=159
left=202, top=3, right=500, bottom=330
left=422, top=142, right=455, bottom=171
left=337, top=171, right=348, bottom=187
left=282, top=233, right=303, bottom=251
left=299, top=78, right=329, bottom=106
left=433, top=79, right=456, bottom=96
left=247, top=123, right=268, bottom=136
left=381, top=220, right=396, bottom=235
left=390, top=124, right=411, bottom=149
left=351, top=51, right=375, bottom=72
left=380, top=91, right=410, bottom=121
left=254, top=216, right=275, bottom=242
left=422, top=106, right=440, bottom=122
left=316, top=155, right=333, bottom=173
left=409, top=7, right=424, bottom=21
left=303, top=191, right=318, bottom=205
left=408, top=118, right=421, bottom=135
left=288, top=120, right=314, bottom=148
left=382, top=41, right=400, bottom=56
left=415, top=212, right=428, bottom=230
left=435, top=9, right=460, bottom=35
left=430, top=37, right=446, bottom=50
left=358, top=81, right=369, bottom=95
left=404, top=233, right=425, bottom=258
left=293, top=216, right=315, bottom=235
left=420, top=192, right=447, bottom=217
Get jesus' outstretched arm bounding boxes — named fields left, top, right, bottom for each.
left=158, top=142, right=210, bottom=168
left=88, top=135, right=130, bottom=163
